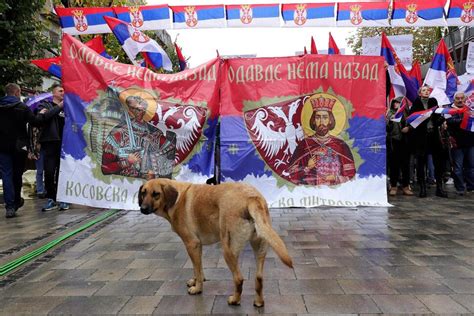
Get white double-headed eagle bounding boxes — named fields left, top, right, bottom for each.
left=250, top=98, right=305, bottom=167
left=153, top=103, right=202, bottom=155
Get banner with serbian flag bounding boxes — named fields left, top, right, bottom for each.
left=104, top=16, right=172, bottom=71
left=55, top=7, right=115, bottom=35
left=328, top=32, right=340, bottom=55
left=391, top=0, right=447, bottom=26
left=170, top=5, right=225, bottom=29
left=226, top=4, right=280, bottom=27
left=281, top=3, right=335, bottom=27
left=337, top=1, right=390, bottom=27
left=220, top=55, right=389, bottom=207
left=112, top=5, right=170, bottom=31
left=446, top=0, right=473, bottom=26
left=31, top=57, right=62, bottom=78
left=58, top=34, right=220, bottom=210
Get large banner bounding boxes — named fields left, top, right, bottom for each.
left=219, top=55, right=389, bottom=207
left=59, top=34, right=220, bottom=210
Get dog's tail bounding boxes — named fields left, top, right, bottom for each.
left=248, top=197, right=293, bottom=268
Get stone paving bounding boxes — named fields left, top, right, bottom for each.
left=0, top=185, right=473, bottom=315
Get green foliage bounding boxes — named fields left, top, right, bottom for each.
left=0, top=0, right=55, bottom=94
left=346, top=27, right=444, bottom=64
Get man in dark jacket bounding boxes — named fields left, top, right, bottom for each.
left=406, top=85, right=448, bottom=198
left=0, top=83, right=62, bottom=218
left=37, top=83, right=69, bottom=212
left=447, top=92, right=474, bottom=195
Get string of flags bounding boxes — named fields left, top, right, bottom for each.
left=54, top=1, right=473, bottom=36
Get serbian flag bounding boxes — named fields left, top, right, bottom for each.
left=447, top=0, right=474, bottom=26
left=113, top=5, right=170, bottom=31
left=391, top=97, right=411, bottom=122
left=461, top=110, right=474, bottom=131
left=328, top=32, right=340, bottom=55
left=424, top=39, right=459, bottom=105
left=170, top=5, right=225, bottom=29
left=310, top=36, right=318, bottom=54
left=86, top=36, right=112, bottom=59
left=337, top=2, right=390, bottom=26
left=55, top=7, right=115, bottom=35
left=408, top=60, right=422, bottom=90
left=381, top=33, right=418, bottom=102
left=104, top=16, right=172, bottom=71
left=226, top=4, right=280, bottom=27
left=281, top=3, right=335, bottom=27
left=175, top=42, right=187, bottom=71
left=391, top=0, right=446, bottom=27
left=31, top=57, right=61, bottom=79
left=406, top=107, right=437, bottom=128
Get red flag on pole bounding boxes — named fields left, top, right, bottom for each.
left=310, top=36, right=318, bottom=54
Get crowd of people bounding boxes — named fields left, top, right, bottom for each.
left=0, top=83, right=69, bottom=218
left=386, top=85, right=474, bottom=198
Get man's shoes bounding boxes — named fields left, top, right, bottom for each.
left=402, top=187, right=414, bottom=196
left=58, top=202, right=70, bottom=211
left=37, top=192, right=46, bottom=199
left=456, top=191, right=465, bottom=196
left=14, top=197, right=25, bottom=211
left=435, top=186, right=448, bottom=198
left=5, top=208, right=16, bottom=218
left=389, top=187, right=397, bottom=196
left=42, top=199, right=59, bottom=212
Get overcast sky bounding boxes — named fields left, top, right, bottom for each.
left=147, top=0, right=357, bottom=67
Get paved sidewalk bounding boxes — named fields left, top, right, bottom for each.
left=0, top=185, right=473, bottom=315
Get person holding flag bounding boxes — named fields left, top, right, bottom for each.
left=446, top=92, right=474, bottom=195
left=386, top=97, right=414, bottom=196
left=405, top=85, right=448, bottom=198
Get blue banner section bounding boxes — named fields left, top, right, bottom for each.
left=187, top=117, right=218, bottom=176
left=62, top=93, right=88, bottom=160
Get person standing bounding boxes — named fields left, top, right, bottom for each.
left=37, top=83, right=69, bottom=211
left=386, top=97, right=414, bottom=196
left=0, top=83, right=62, bottom=218
left=447, top=92, right=474, bottom=195
left=405, top=85, right=448, bottom=198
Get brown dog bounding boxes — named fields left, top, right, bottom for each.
left=138, top=178, right=293, bottom=307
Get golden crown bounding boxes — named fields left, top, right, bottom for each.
left=296, top=4, right=306, bottom=11
left=185, top=6, right=195, bottom=14
left=350, top=4, right=361, bottom=12
left=310, top=96, right=336, bottom=112
left=72, top=9, right=84, bottom=18
left=407, top=3, right=417, bottom=12
left=129, top=6, right=140, bottom=14
left=241, top=4, right=251, bottom=11
left=463, top=2, right=473, bottom=10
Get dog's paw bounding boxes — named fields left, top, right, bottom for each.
left=187, top=286, right=202, bottom=295
left=253, top=300, right=264, bottom=308
left=186, top=278, right=196, bottom=287
left=227, top=295, right=241, bottom=306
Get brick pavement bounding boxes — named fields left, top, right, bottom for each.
left=0, top=186, right=473, bottom=315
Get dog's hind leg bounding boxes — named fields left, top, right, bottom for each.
left=250, top=236, right=268, bottom=307
left=184, top=239, right=204, bottom=295
left=222, top=235, right=245, bottom=305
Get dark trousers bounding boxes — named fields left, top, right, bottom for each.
left=42, top=141, right=61, bottom=201
left=415, top=131, right=447, bottom=184
left=388, top=138, right=410, bottom=187
left=0, top=151, right=26, bottom=210
left=451, top=146, right=474, bottom=192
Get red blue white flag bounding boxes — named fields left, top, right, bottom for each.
left=226, top=4, right=280, bottom=27
left=175, top=42, right=187, bottom=71
left=446, top=0, right=473, bottom=26
left=104, top=16, right=172, bottom=71
left=424, top=39, right=459, bottom=105
left=391, top=97, right=411, bottom=122
left=281, top=3, right=335, bottom=27
left=31, top=57, right=62, bottom=79
left=328, top=32, right=340, bottom=55
left=391, top=0, right=446, bottom=26
left=408, top=60, right=422, bottom=90
left=86, top=36, right=112, bottom=59
left=170, top=5, right=225, bottom=29
left=337, top=2, right=390, bottom=27
left=112, top=5, right=170, bottom=31
left=406, top=107, right=437, bottom=128
left=310, top=36, right=318, bottom=54
left=55, top=7, right=115, bottom=35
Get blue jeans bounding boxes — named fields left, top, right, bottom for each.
left=451, top=146, right=474, bottom=192
left=35, top=149, right=45, bottom=194
left=0, top=151, right=26, bottom=210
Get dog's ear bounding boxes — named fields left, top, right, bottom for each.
left=162, top=184, right=178, bottom=211
left=138, top=184, right=144, bottom=206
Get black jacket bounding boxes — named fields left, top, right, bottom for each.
left=37, top=100, right=65, bottom=143
left=0, top=96, right=61, bottom=153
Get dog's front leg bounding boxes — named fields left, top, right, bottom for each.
left=184, top=239, right=204, bottom=295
